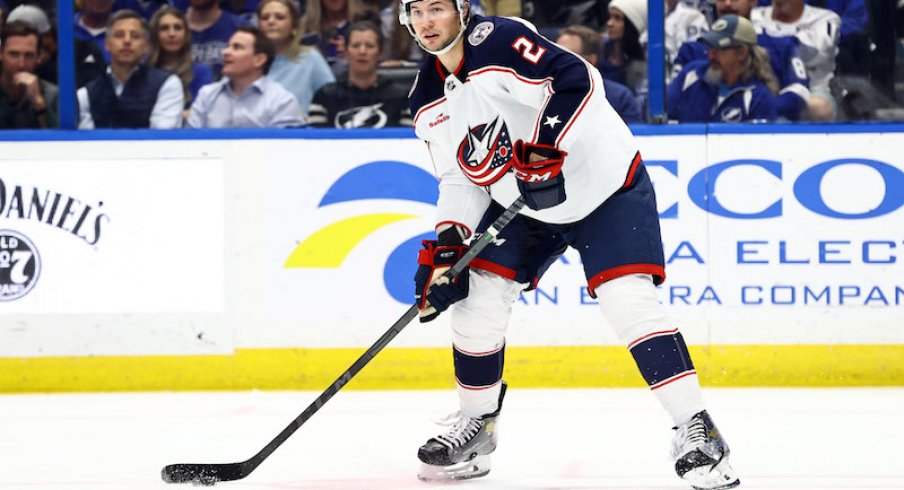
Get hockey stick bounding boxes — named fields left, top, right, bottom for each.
left=161, top=197, right=526, bottom=486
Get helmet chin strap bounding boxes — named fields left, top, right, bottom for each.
left=420, top=25, right=465, bottom=56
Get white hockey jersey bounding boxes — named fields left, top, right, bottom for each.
left=751, top=5, right=841, bottom=94
left=409, top=15, right=639, bottom=234
left=666, top=2, right=709, bottom=71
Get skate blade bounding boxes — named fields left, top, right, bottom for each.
left=684, top=458, right=740, bottom=490
left=417, top=455, right=490, bottom=482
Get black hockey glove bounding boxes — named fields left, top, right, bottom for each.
left=414, top=240, right=470, bottom=323
left=512, top=140, right=567, bottom=211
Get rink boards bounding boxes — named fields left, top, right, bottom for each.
left=0, top=126, right=902, bottom=391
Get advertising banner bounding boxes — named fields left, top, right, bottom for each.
left=0, top=156, right=226, bottom=356
left=261, top=134, right=904, bottom=348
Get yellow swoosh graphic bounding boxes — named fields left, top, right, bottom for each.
left=285, top=213, right=418, bottom=268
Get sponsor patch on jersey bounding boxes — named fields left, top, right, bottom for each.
left=468, top=21, right=494, bottom=46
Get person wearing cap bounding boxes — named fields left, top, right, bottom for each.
left=602, top=0, right=647, bottom=97
left=672, top=0, right=810, bottom=122
left=7, top=3, right=107, bottom=88
left=0, top=20, right=58, bottom=128
left=667, top=14, right=779, bottom=123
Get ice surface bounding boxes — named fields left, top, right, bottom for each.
left=0, top=388, right=902, bottom=489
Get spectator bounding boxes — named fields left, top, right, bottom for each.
left=8, top=4, right=106, bottom=88
left=302, top=0, right=375, bottom=72
left=379, top=3, right=422, bottom=66
left=0, top=1, right=8, bottom=29
left=187, top=26, right=305, bottom=128
left=483, top=0, right=519, bottom=16
left=75, top=0, right=116, bottom=62
left=0, top=21, right=58, bottom=128
left=668, top=15, right=779, bottom=122
left=307, top=21, right=411, bottom=127
left=674, top=0, right=811, bottom=121
left=188, top=0, right=249, bottom=79
left=755, top=0, right=868, bottom=45
left=752, top=0, right=841, bottom=120
left=149, top=6, right=214, bottom=113
left=603, top=0, right=648, bottom=97
left=77, top=10, right=185, bottom=129
left=521, top=0, right=608, bottom=38
left=556, top=25, right=644, bottom=123
left=258, top=0, right=335, bottom=114
left=666, top=0, right=709, bottom=73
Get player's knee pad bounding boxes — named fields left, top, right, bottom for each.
left=450, top=268, right=523, bottom=353
left=594, top=273, right=671, bottom=346
left=596, top=274, right=696, bottom=389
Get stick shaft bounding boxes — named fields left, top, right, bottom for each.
left=166, top=197, right=525, bottom=482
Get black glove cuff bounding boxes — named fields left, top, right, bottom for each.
left=437, top=225, right=467, bottom=246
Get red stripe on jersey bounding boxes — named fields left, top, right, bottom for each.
left=621, top=152, right=642, bottom=189
left=468, top=66, right=553, bottom=86
left=435, top=57, right=466, bottom=78
left=531, top=89, right=554, bottom=143
left=587, top=264, right=667, bottom=298
left=413, top=96, right=447, bottom=126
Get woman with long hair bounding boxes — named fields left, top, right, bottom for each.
left=601, top=0, right=647, bottom=94
left=258, top=0, right=335, bottom=113
left=148, top=6, right=213, bottom=113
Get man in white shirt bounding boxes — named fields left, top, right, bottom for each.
left=76, top=10, right=184, bottom=129
left=187, top=26, right=304, bottom=128
left=751, top=0, right=841, bottom=120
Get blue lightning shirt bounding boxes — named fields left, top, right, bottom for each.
left=667, top=59, right=778, bottom=123
left=409, top=15, right=638, bottom=233
left=673, top=33, right=810, bottom=121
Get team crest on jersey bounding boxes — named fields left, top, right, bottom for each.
left=456, top=117, right=513, bottom=186
left=468, top=21, right=495, bottom=46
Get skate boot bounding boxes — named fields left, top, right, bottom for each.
left=670, top=410, right=741, bottom=490
left=417, top=382, right=507, bottom=481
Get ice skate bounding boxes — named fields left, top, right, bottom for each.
left=670, top=410, right=741, bottom=490
left=417, top=382, right=507, bottom=481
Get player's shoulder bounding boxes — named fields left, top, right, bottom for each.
left=408, top=57, right=445, bottom=117
left=462, top=15, right=542, bottom=62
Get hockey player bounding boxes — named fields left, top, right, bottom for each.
left=401, top=0, right=741, bottom=489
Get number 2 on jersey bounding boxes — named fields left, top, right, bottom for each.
left=512, top=36, right=546, bottom=64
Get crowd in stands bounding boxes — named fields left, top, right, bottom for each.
left=0, top=0, right=903, bottom=129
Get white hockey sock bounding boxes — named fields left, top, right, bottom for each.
left=652, top=373, right=706, bottom=427
left=458, top=381, right=503, bottom=418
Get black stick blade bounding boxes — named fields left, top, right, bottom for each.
left=161, top=463, right=246, bottom=485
